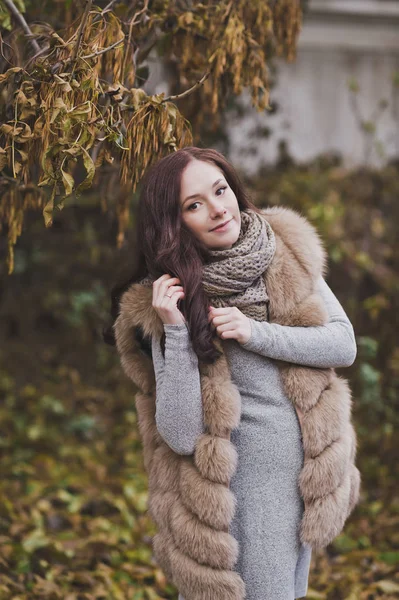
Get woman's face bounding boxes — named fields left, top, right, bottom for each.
left=179, top=159, right=241, bottom=250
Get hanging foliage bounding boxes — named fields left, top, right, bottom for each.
left=0, top=0, right=302, bottom=273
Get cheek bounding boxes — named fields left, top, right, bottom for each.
left=227, top=191, right=239, bottom=208
left=182, top=212, right=207, bottom=237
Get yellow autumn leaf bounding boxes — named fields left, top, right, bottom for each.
left=61, top=166, right=74, bottom=197
left=43, top=183, right=56, bottom=227
left=75, top=147, right=95, bottom=194
left=0, top=147, right=7, bottom=171
left=0, top=66, right=23, bottom=84
left=376, top=580, right=399, bottom=594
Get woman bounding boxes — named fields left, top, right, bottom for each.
left=105, top=147, right=361, bottom=600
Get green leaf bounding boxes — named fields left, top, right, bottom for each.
left=68, top=101, right=92, bottom=120
left=14, top=0, right=26, bottom=12
left=378, top=551, right=399, bottom=565
left=361, top=121, right=376, bottom=135
left=347, top=77, right=359, bottom=93
left=22, top=529, right=50, bottom=553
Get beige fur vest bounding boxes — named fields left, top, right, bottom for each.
left=114, top=206, right=361, bottom=600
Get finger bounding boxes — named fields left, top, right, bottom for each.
left=163, top=284, right=183, bottom=297
left=162, top=288, right=185, bottom=301
left=158, top=277, right=181, bottom=298
left=153, top=275, right=169, bottom=294
left=211, top=314, right=235, bottom=327
left=154, top=274, right=171, bottom=286
left=153, top=278, right=182, bottom=307
left=216, top=323, right=236, bottom=335
left=208, top=311, right=220, bottom=323
left=217, top=328, right=237, bottom=340
left=161, top=286, right=184, bottom=300
left=209, top=306, right=235, bottom=315
left=154, top=274, right=181, bottom=288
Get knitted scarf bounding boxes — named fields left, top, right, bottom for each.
left=202, top=209, right=276, bottom=321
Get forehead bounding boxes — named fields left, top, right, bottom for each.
left=180, top=160, right=224, bottom=192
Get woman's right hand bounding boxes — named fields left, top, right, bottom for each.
left=152, top=274, right=186, bottom=325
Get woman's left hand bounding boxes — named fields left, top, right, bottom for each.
left=208, top=306, right=252, bottom=345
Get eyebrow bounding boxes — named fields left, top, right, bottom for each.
left=182, top=178, right=225, bottom=206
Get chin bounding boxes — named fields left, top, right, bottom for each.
left=210, top=231, right=239, bottom=250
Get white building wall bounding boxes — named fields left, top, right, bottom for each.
left=227, top=0, right=399, bottom=171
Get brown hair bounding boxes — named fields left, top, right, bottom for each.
left=103, top=146, right=263, bottom=363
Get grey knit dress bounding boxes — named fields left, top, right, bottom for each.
left=151, top=275, right=357, bottom=600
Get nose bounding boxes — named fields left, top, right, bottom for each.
left=208, top=197, right=226, bottom=219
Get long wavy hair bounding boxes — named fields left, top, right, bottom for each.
left=103, top=146, right=263, bottom=363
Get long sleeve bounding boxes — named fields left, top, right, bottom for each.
left=152, top=323, right=205, bottom=455
left=240, top=275, right=357, bottom=368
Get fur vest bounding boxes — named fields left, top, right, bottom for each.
left=113, top=206, right=361, bottom=600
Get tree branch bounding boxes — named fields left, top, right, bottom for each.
left=91, top=0, right=121, bottom=25
left=162, top=71, right=210, bottom=102
left=23, top=43, right=51, bottom=70
left=69, top=0, right=93, bottom=74
left=81, top=36, right=125, bottom=60
left=121, top=0, right=149, bottom=76
left=100, top=0, right=120, bottom=14
left=3, top=0, right=41, bottom=54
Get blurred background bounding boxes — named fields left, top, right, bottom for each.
left=0, top=0, right=398, bottom=598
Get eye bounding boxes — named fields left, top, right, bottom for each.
left=188, top=202, right=200, bottom=211
left=216, top=186, right=227, bottom=196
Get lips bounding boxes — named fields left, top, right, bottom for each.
left=211, top=218, right=232, bottom=232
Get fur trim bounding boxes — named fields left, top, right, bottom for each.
left=179, top=459, right=236, bottom=530
left=279, top=365, right=334, bottom=412
left=118, top=282, right=163, bottom=339
left=169, top=541, right=246, bottom=600
left=194, top=434, right=238, bottom=484
left=260, top=206, right=328, bottom=281
left=298, top=422, right=353, bottom=501
left=300, top=376, right=352, bottom=458
left=300, top=470, right=352, bottom=548
left=169, top=501, right=239, bottom=569
left=200, top=373, right=242, bottom=435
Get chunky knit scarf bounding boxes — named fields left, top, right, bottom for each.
left=139, top=209, right=276, bottom=321
left=202, top=209, right=276, bottom=321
